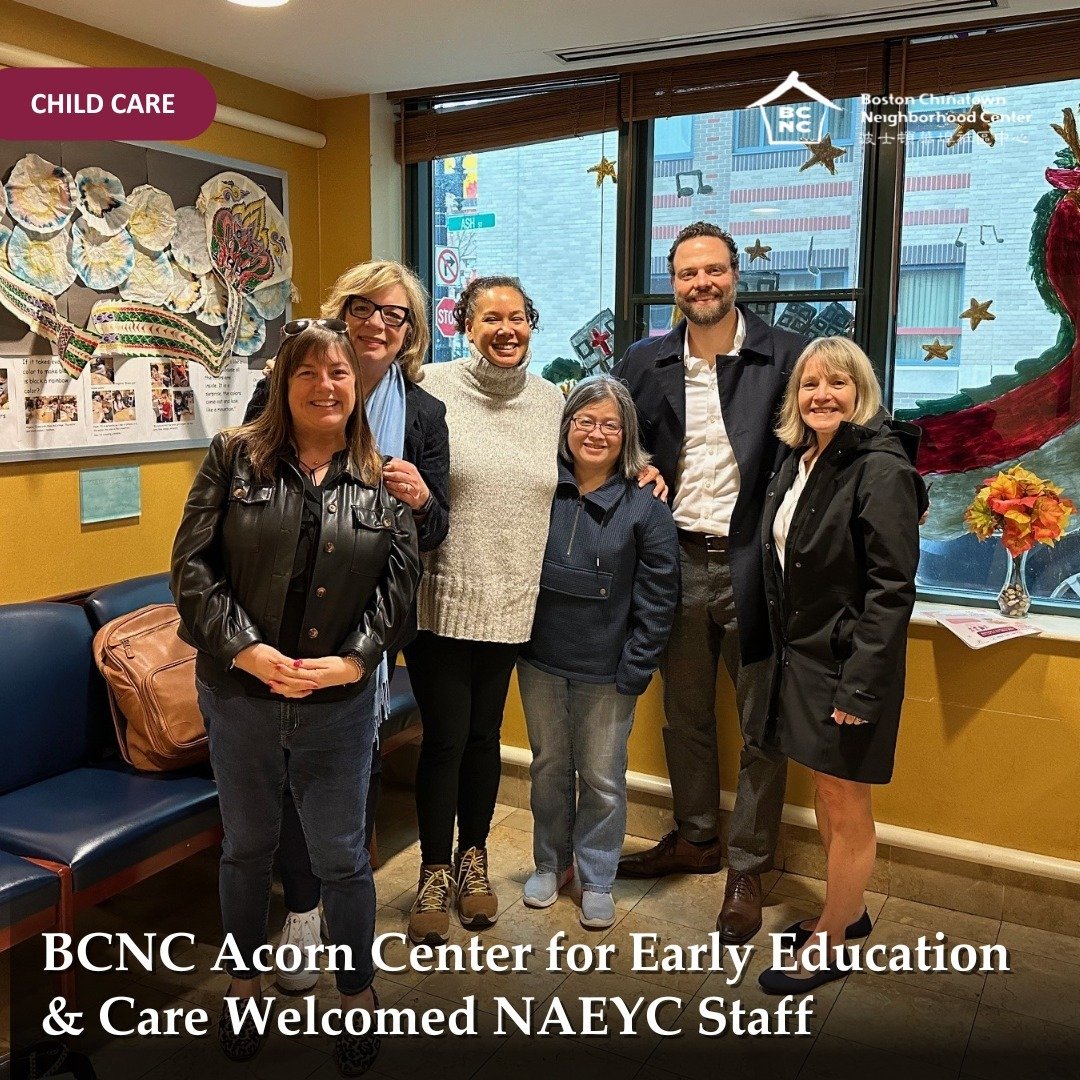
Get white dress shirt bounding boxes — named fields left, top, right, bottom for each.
left=772, top=451, right=814, bottom=571
left=672, top=309, right=745, bottom=535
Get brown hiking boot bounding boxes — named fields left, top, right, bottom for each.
left=408, top=864, right=454, bottom=945
left=454, top=847, right=498, bottom=929
left=716, top=871, right=763, bottom=944
left=616, top=829, right=724, bottom=879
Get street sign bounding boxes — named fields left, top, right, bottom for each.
left=446, top=212, right=496, bottom=232
left=435, top=297, right=458, bottom=338
left=435, top=246, right=460, bottom=286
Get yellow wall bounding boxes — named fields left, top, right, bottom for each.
left=503, top=627, right=1080, bottom=862
left=0, top=1, right=371, bottom=602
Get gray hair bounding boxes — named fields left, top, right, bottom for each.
left=559, top=375, right=651, bottom=480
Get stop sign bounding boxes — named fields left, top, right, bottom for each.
left=435, top=297, right=458, bottom=338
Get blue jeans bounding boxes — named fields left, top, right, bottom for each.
left=516, top=660, right=637, bottom=894
left=197, top=677, right=377, bottom=994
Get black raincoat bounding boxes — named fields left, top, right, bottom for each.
left=760, top=409, right=929, bottom=783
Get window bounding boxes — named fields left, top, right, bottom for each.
left=904, top=107, right=973, bottom=158
left=654, top=115, right=694, bottom=159
left=640, top=99, right=864, bottom=349
left=429, top=134, right=618, bottom=381
left=406, top=28, right=1080, bottom=617
left=896, top=79, right=1080, bottom=611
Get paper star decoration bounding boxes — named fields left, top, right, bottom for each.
left=959, top=298, right=996, bottom=330
left=587, top=156, right=618, bottom=187
left=745, top=238, right=772, bottom=263
left=799, top=134, right=846, bottom=175
left=947, top=103, right=1000, bottom=148
left=921, top=338, right=955, bottom=362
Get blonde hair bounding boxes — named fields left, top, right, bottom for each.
left=320, top=260, right=430, bottom=383
left=775, top=336, right=882, bottom=448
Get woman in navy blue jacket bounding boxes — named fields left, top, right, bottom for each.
left=518, top=375, right=679, bottom=929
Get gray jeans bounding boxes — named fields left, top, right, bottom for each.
left=659, top=540, right=787, bottom=873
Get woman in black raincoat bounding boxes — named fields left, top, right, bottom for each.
left=757, top=337, right=928, bottom=995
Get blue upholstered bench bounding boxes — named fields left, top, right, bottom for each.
left=0, top=574, right=421, bottom=967
left=0, top=850, right=61, bottom=952
left=0, top=600, right=221, bottom=999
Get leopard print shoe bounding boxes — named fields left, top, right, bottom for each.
left=218, top=995, right=268, bottom=1062
left=334, top=986, right=381, bottom=1077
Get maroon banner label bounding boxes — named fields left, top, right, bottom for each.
left=0, top=67, right=217, bottom=140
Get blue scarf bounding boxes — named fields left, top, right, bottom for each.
left=364, top=362, right=407, bottom=730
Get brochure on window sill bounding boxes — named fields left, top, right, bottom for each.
left=926, top=609, right=1044, bottom=649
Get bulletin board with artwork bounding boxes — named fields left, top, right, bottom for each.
left=0, top=140, right=293, bottom=462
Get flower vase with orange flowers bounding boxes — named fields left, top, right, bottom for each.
left=964, top=466, right=1076, bottom=617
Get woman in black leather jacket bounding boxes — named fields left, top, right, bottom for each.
left=243, top=261, right=450, bottom=998
left=172, top=320, right=420, bottom=1074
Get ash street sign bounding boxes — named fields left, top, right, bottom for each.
left=446, top=212, right=496, bottom=231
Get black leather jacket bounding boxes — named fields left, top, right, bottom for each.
left=171, top=432, right=421, bottom=688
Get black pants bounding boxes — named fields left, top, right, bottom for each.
left=404, top=631, right=520, bottom=866
left=277, top=751, right=380, bottom=913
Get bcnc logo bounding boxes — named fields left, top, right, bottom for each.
left=746, top=71, right=841, bottom=147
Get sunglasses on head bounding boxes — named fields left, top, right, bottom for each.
left=281, top=318, right=349, bottom=339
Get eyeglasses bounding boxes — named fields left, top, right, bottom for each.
left=346, top=295, right=411, bottom=329
left=572, top=416, right=623, bottom=436
left=281, top=318, right=349, bottom=338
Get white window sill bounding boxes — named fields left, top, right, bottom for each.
left=911, top=600, right=1080, bottom=645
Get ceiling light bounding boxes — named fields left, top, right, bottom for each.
left=227, top=0, right=290, bottom=8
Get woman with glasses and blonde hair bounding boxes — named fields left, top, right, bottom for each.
left=755, top=336, right=927, bottom=995
left=243, top=261, right=449, bottom=995
left=173, top=320, right=420, bottom=1073
left=516, top=374, right=679, bottom=928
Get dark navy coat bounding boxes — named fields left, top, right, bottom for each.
left=522, top=463, right=679, bottom=696
left=613, top=308, right=807, bottom=664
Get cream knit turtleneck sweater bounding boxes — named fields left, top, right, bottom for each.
left=417, top=349, right=565, bottom=642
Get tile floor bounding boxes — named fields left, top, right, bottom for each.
left=3, top=782, right=1079, bottom=1080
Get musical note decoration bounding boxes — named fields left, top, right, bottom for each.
left=675, top=170, right=713, bottom=197
left=979, top=224, right=1005, bottom=245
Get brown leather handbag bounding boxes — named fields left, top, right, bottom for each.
left=92, top=603, right=208, bottom=771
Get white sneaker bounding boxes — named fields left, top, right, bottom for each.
left=275, top=907, right=323, bottom=992
left=580, top=891, right=616, bottom=929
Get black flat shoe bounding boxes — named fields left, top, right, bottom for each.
left=758, top=960, right=847, bottom=995
left=779, top=908, right=873, bottom=951
left=218, top=994, right=268, bottom=1062
left=335, top=985, right=381, bottom=1077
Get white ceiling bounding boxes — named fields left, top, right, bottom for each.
left=15, top=0, right=1075, bottom=98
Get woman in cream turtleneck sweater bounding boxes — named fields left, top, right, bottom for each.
left=403, top=276, right=565, bottom=946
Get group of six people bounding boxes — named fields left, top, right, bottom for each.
left=171, top=220, right=927, bottom=1074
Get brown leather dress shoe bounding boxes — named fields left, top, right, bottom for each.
left=716, top=871, right=763, bottom=944
left=617, top=829, right=724, bottom=879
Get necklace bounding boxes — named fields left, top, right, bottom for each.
left=298, top=456, right=333, bottom=478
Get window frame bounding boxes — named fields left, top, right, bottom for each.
left=403, top=25, right=1080, bottom=617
